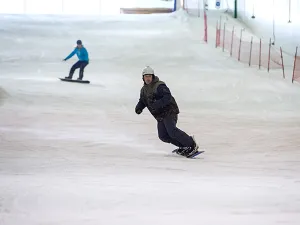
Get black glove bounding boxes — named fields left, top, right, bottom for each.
left=135, top=108, right=142, bottom=114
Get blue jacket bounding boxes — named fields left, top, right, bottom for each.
left=64, top=46, right=89, bottom=62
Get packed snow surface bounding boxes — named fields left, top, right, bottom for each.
left=1, top=10, right=300, bottom=225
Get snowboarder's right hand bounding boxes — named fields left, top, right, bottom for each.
left=62, top=59, right=66, bottom=61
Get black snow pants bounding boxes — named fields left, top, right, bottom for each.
left=68, top=60, right=89, bottom=79
left=157, top=114, right=194, bottom=148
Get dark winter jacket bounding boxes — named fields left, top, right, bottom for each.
left=135, top=76, right=179, bottom=121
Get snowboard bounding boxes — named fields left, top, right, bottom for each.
left=59, top=78, right=90, bottom=84
left=172, top=148, right=205, bottom=158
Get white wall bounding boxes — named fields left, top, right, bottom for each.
left=183, top=0, right=228, bottom=17
left=0, top=0, right=106, bottom=14
left=119, top=0, right=174, bottom=8
left=0, top=0, right=174, bottom=15
left=0, top=0, right=25, bottom=14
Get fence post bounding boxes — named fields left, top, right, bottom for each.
left=292, top=46, right=298, bottom=83
left=215, top=21, right=219, bottom=48
left=234, top=0, right=237, bottom=18
left=280, top=47, right=285, bottom=79
left=259, top=38, right=262, bottom=69
left=249, top=36, right=253, bottom=66
left=222, top=23, right=226, bottom=52
left=204, top=10, right=207, bottom=42
left=268, top=38, right=271, bottom=72
left=238, top=29, right=243, bottom=61
left=230, top=26, right=234, bottom=57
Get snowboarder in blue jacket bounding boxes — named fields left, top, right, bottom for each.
left=63, top=40, right=89, bottom=80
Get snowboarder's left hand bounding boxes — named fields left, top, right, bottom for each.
left=135, top=108, right=142, bottom=114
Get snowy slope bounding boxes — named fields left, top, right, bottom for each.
left=1, top=10, right=300, bottom=225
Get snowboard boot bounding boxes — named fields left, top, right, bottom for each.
left=65, top=72, right=74, bottom=79
left=185, top=136, right=199, bottom=158
left=78, top=71, right=84, bottom=80
left=175, top=147, right=191, bottom=156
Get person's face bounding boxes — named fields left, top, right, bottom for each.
left=143, top=75, right=153, bottom=84
left=77, top=44, right=82, bottom=49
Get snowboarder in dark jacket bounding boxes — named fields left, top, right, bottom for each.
left=135, top=66, right=199, bottom=157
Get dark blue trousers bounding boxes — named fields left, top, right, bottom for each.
left=68, top=60, right=89, bottom=79
left=157, top=114, right=194, bottom=148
